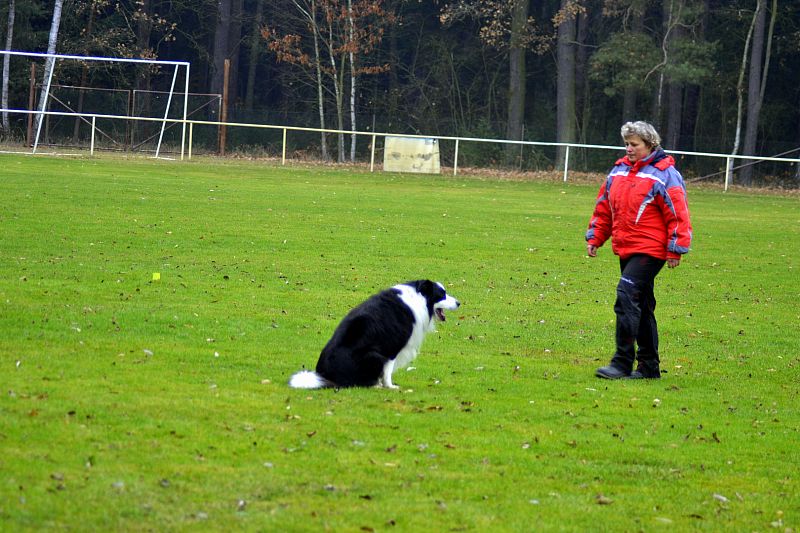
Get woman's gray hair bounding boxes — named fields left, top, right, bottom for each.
left=621, top=121, right=661, bottom=148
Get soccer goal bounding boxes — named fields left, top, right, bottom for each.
left=0, top=50, right=190, bottom=158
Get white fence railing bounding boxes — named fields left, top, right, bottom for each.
left=2, top=108, right=799, bottom=191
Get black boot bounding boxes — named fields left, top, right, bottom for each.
left=628, top=362, right=661, bottom=379
left=595, top=364, right=631, bottom=379
left=629, top=349, right=661, bottom=379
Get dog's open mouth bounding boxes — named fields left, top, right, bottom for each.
left=435, top=308, right=446, bottom=321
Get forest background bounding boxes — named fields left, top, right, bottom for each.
left=1, top=0, right=799, bottom=186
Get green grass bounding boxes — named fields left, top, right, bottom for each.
left=1, top=154, right=798, bottom=532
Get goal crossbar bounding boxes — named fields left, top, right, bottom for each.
left=0, top=50, right=191, bottom=158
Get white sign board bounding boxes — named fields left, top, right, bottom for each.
left=383, top=137, right=441, bottom=174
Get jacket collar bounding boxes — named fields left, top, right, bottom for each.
left=615, top=147, right=674, bottom=171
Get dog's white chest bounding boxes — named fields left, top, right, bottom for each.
left=392, top=285, right=435, bottom=369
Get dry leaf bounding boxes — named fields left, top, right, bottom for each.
left=596, top=494, right=613, bottom=505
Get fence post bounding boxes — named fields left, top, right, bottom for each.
left=90, top=116, right=96, bottom=156
left=27, top=63, right=36, bottom=147
left=218, top=59, right=229, bottom=156
left=562, top=145, right=570, bottom=182
left=724, top=156, right=732, bottom=192
left=282, top=128, right=287, bottom=165
left=453, top=139, right=459, bottom=176
left=188, top=122, right=194, bottom=160
left=370, top=134, right=377, bottom=172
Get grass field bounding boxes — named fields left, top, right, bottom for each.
left=1, top=154, right=798, bottom=532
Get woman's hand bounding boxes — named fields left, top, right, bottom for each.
left=667, top=257, right=681, bottom=268
left=587, top=244, right=598, bottom=257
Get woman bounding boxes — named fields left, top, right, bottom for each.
left=585, top=121, right=693, bottom=379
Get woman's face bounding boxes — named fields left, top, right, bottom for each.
left=624, top=135, right=652, bottom=163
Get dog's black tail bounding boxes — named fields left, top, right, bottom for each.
left=288, top=370, right=333, bottom=389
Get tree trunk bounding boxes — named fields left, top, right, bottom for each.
left=211, top=0, right=232, bottom=119
left=348, top=0, right=356, bottom=162
left=228, top=0, right=243, bottom=117
left=310, top=0, right=328, bottom=159
left=741, top=0, right=774, bottom=186
left=651, top=0, right=681, bottom=130
left=683, top=0, right=710, bottom=152
left=575, top=6, right=588, bottom=143
left=555, top=0, right=576, bottom=168
left=324, top=16, right=345, bottom=162
left=385, top=3, right=399, bottom=130
left=132, top=0, right=153, bottom=148
left=244, top=0, right=264, bottom=112
left=575, top=6, right=590, bottom=167
left=622, top=15, right=645, bottom=123
left=664, top=1, right=684, bottom=149
left=504, top=0, right=528, bottom=166
left=34, top=0, right=63, bottom=146
left=290, top=0, right=329, bottom=159
left=73, top=6, right=96, bottom=143
left=2, top=0, right=15, bottom=133
left=796, top=106, right=800, bottom=183
left=729, top=2, right=759, bottom=184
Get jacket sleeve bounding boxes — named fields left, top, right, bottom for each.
left=585, top=177, right=612, bottom=247
left=661, top=169, right=693, bottom=259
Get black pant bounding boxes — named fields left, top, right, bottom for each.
left=611, top=254, right=665, bottom=372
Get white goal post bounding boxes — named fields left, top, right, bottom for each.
left=0, top=50, right=190, bottom=158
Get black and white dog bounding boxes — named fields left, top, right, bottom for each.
left=289, top=280, right=460, bottom=389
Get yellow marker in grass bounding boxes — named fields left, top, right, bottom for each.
left=152, top=272, right=161, bottom=281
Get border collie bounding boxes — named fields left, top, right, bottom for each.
left=289, top=280, right=460, bottom=389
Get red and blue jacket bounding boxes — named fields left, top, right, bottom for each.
left=586, top=148, right=693, bottom=261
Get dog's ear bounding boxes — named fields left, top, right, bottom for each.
left=418, top=279, right=435, bottom=296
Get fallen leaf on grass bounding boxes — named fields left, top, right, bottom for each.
left=596, top=494, right=613, bottom=505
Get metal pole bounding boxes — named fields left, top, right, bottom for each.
left=188, top=122, right=194, bottom=160
left=369, top=134, right=376, bottom=172
left=90, top=116, right=96, bottom=155
left=453, top=139, right=459, bottom=176
left=562, top=145, right=570, bottom=182
left=180, top=64, right=189, bottom=160
left=155, top=65, right=179, bottom=158
left=282, top=128, right=287, bottom=165
left=33, top=56, right=58, bottom=154
left=725, top=156, right=732, bottom=192
left=27, top=63, right=36, bottom=147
